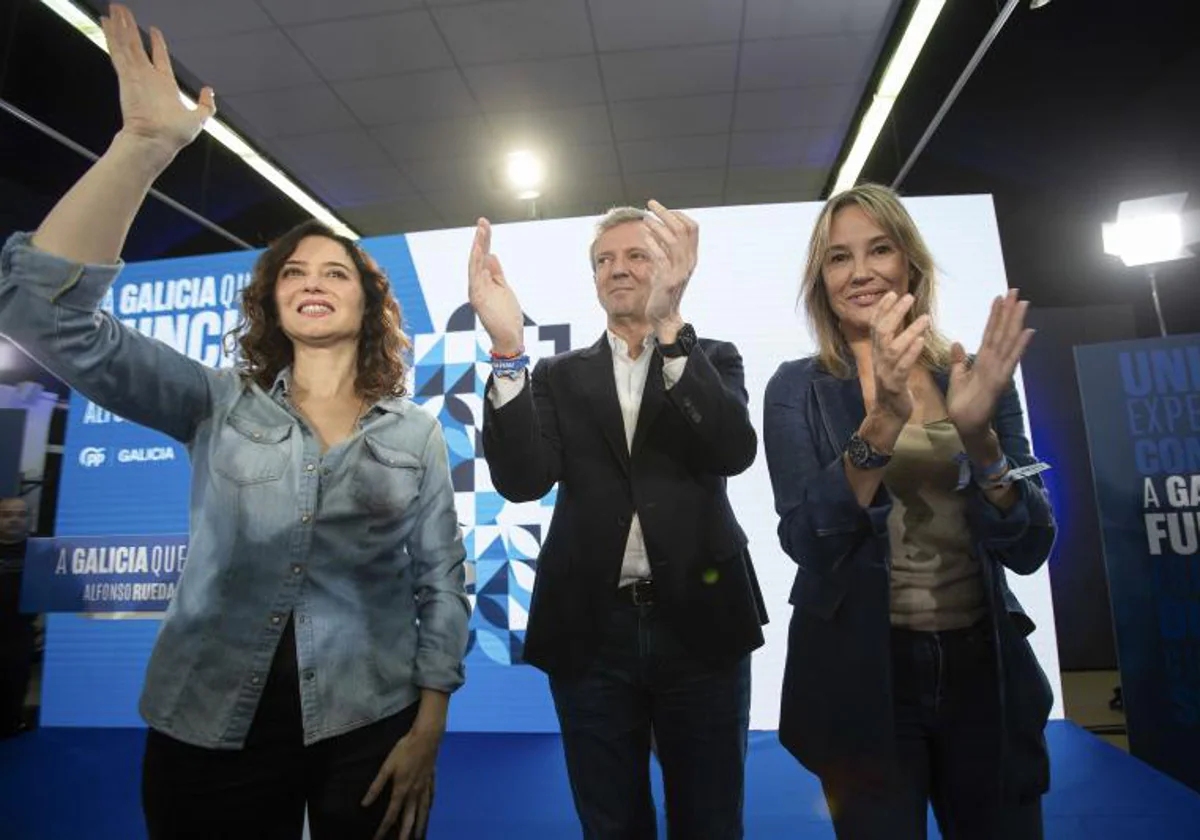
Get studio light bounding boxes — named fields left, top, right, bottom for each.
left=1102, top=193, right=1198, bottom=336
left=505, top=151, right=545, bottom=201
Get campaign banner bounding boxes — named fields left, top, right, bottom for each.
left=1076, top=334, right=1200, bottom=792
left=54, top=251, right=261, bottom=537
left=21, top=533, right=189, bottom=612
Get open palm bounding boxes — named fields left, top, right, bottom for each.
left=467, top=218, right=524, bottom=355
left=103, top=4, right=215, bottom=158
left=642, top=200, right=698, bottom=326
left=947, top=290, right=1035, bottom=438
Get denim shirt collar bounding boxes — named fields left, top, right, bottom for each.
left=268, top=366, right=409, bottom=416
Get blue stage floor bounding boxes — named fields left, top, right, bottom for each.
left=1, top=721, right=1197, bottom=838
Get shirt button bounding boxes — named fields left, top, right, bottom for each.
left=270, top=614, right=281, bottom=625
left=251, top=675, right=261, bottom=685
left=304, top=670, right=315, bottom=681
left=292, top=564, right=302, bottom=575
left=252, top=432, right=262, bottom=440
left=301, top=513, right=311, bottom=523
left=306, top=463, right=315, bottom=472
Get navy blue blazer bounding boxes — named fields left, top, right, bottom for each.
left=763, top=356, right=1056, bottom=802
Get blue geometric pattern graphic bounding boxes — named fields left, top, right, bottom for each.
left=410, top=303, right=569, bottom=665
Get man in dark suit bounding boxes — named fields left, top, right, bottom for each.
left=468, top=201, right=766, bottom=839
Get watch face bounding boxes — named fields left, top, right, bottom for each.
left=847, top=434, right=890, bottom=469
left=847, top=435, right=869, bottom=467
left=678, top=323, right=697, bottom=352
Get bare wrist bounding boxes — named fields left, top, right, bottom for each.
left=109, top=131, right=178, bottom=178
left=962, top=428, right=1003, bottom=466
left=653, top=315, right=685, bottom=344
left=411, top=719, right=446, bottom=741
left=489, top=334, right=523, bottom=357
left=412, top=687, right=449, bottom=738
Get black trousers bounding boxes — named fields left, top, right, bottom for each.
left=822, top=621, right=1043, bottom=840
left=142, top=617, right=419, bottom=840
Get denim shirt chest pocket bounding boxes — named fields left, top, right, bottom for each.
left=213, top=413, right=294, bottom=486
left=352, top=434, right=423, bottom=515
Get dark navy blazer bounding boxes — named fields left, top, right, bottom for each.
left=483, top=334, right=768, bottom=678
left=763, top=356, right=1056, bottom=802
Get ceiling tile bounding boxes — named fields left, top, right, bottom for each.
left=623, top=168, right=727, bottom=202
left=433, top=0, right=593, bottom=64
left=424, top=190, right=529, bottom=227
left=168, top=29, right=320, bottom=94
left=733, top=86, right=858, bottom=131
left=805, top=125, right=845, bottom=168
left=124, top=0, right=273, bottom=39
left=372, top=117, right=494, bottom=162
left=464, top=56, right=604, bottom=112
left=743, top=0, right=899, bottom=40
left=308, top=166, right=418, bottom=208
left=287, top=11, right=453, bottom=81
left=549, top=187, right=632, bottom=221
left=258, top=0, right=425, bottom=26
left=411, top=146, right=620, bottom=214
left=340, top=196, right=442, bottom=236
left=738, top=35, right=877, bottom=91
left=222, top=85, right=359, bottom=139
left=729, top=129, right=813, bottom=167
left=609, top=95, right=733, bottom=141
left=489, top=105, right=613, bottom=150
left=551, top=144, right=622, bottom=181
left=619, top=135, right=729, bottom=174
left=334, top=70, right=480, bottom=126
left=724, top=187, right=814, bottom=206
left=405, top=157, right=497, bottom=196
left=725, top=166, right=826, bottom=194
left=270, top=130, right=394, bottom=176
left=590, top=0, right=743, bottom=51
left=601, top=44, right=738, bottom=101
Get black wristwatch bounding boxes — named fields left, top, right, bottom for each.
left=656, top=323, right=696, bottom=358
left=846, top=432, right=892, bottom=470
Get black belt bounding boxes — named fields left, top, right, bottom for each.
left=616, top=579, right=656, bottom=606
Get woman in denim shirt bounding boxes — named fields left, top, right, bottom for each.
left=763, top=184, right=1056, bottom=839
left=0, top=7, right=468, bottom=839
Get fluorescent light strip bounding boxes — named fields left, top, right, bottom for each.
left=831, top=0, right=947, bottom=195
left=39, top=0, right=360, bottom=240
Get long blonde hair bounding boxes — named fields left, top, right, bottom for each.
left=801, top=183, right=950, bottom=378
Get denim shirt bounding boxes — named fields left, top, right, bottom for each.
left=0, top=233, right=470, bottom=749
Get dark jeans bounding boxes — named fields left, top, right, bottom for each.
left=549, top=592, right=752, bottom=840
left=142, top=617, right=419, bottom=840
left=822, top=621, right=1043, bottom=840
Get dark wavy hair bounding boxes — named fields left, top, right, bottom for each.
left=225, top=220, right=411, bottom=401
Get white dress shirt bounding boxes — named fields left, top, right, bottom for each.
left=488, top=331, right=688, bottom=586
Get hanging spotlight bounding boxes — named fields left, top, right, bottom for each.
left=505, top=151, right=545, bottom=201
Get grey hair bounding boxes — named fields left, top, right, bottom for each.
left=589, top=206, right=647, bottom=269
